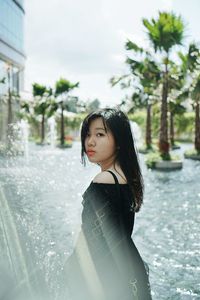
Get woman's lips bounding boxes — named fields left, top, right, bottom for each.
left=87, top=150, right=96, bottom=156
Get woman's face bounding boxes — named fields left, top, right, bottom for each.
left=84, top=117, right=117, bottom=169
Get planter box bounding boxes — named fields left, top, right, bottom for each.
left=57, top=143, right=73, bottom=149
left=184, top=154, right=200, bottom=160
left=155, top=160, right=183, bottom=170
left=171, top=145, right=181, bottom=150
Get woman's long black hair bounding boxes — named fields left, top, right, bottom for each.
left=80, top=108, right=144, bottom=212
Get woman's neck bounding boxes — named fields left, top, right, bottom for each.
left=100, top=162, right=126, bottom=182
left=100, top=157, right=117, bottom=171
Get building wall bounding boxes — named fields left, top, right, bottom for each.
left=0, top=0, right=25, bottom=142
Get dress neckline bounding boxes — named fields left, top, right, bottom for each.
left=91, top=181, right=128, bottom=186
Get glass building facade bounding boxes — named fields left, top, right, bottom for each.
left=0, top=0, right=25, bottom=142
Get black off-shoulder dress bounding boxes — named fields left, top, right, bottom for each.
left=64, top=170, right=152, bottom=300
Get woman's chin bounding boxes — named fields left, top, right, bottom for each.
left=88, top=157, right=100, bottom=165
left=87, top=156, right=95, bottom=161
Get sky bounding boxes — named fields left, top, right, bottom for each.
left=24, top=0, right=200, bottom=107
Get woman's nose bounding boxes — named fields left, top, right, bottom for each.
left=87, top=135, right=95, bottom=146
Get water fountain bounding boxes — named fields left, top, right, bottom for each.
left=0, top=186, right=33, bottom=299
left=130, top=120, right=143, bottom=148
left=47, top=117, right=57, bottom=149
left=18, top=119, right=29, bottom=162
left=0, top=120, right=29, bottom=159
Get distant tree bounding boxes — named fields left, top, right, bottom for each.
left=111, top=41, right=160, bottom=149
left=168, top=97, right=186, bottom=146
left=179, top=43, right=200, bottom=152
left=126, top=43, right=161, bottom=149
left=143, top=11, right=185, bottom=157
left=87, top=98, right=100, bottom=112
left=166, top=61, right=187, bottom=147
left=55, top=78, right=79, bottom=146
left=33, top=83, right=47, bottom=97
left=65, top=96, right=79, bottom=113
left=32, top=83, right=55, bottom=144
left=192, top=75, right=200, bottom=151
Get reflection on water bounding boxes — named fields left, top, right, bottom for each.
left=0, top=142, right=200, bottom=299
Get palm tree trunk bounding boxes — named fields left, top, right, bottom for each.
left=146, top=103, right=152, bottom=149
left=170, top=112, right=174, bottom=147
left=41, top=114, right=45, bottom=144
left=61, top=102, right=65, bottom=146
left=159, top=62, right=169, bottom=157
left=194, top=99, right=200, bottom=152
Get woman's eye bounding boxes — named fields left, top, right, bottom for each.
left=97, top=133, right=104, bottom=137
left=86, top=133, right=104, bottom=137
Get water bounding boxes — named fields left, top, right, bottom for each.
left=47, top=117, right=57, bottom=149
left=135, top=144, right=200, bottom=300
left=0, top=142, right=199, bottom=299
left=19, top=120, right=29, bottom=160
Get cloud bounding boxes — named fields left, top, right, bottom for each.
left=118, top=30, right=149, bottom=49
left=161, top=0, right=173, bottom=11
left=24, top=0, right=125, bottom=78
left=25, top=0, right=197, bottom=106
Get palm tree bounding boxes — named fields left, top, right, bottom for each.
left=33, top=83, right=54, bottom=144
left=192, top=76, right=200, bottom=152
left=186, top=45, right=200, bottom=152
left=55, top=78, right=79, bottom=146
left=167, top=61, right=186, bottom=148
left=127, top=44, right=161, bottom=149
left=111, top=41, right=160, bottom=150
left=168, top=98, right=186, bottom=147
left=179, top=43, right=200, bottom=153
left=143, top=12, right=185, bottom=157
left=130, top=88, right=156, bottom=149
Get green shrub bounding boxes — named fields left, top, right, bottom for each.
left=128, top=110, right=195, bottom=143
left=128, top=110, right=146, bottom=137
left=184, top=149, right=200, bottom=158
left=175, top=112, right=194, bottom=141
left=128, top=107, right=160, bottom=139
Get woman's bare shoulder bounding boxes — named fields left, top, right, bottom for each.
left=92, top=171, right=115, bottom=184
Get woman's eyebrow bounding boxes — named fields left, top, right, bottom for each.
left=94, top=127, right=106, bottom=131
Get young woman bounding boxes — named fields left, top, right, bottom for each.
left=64, top=108, right=152, bottom=300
